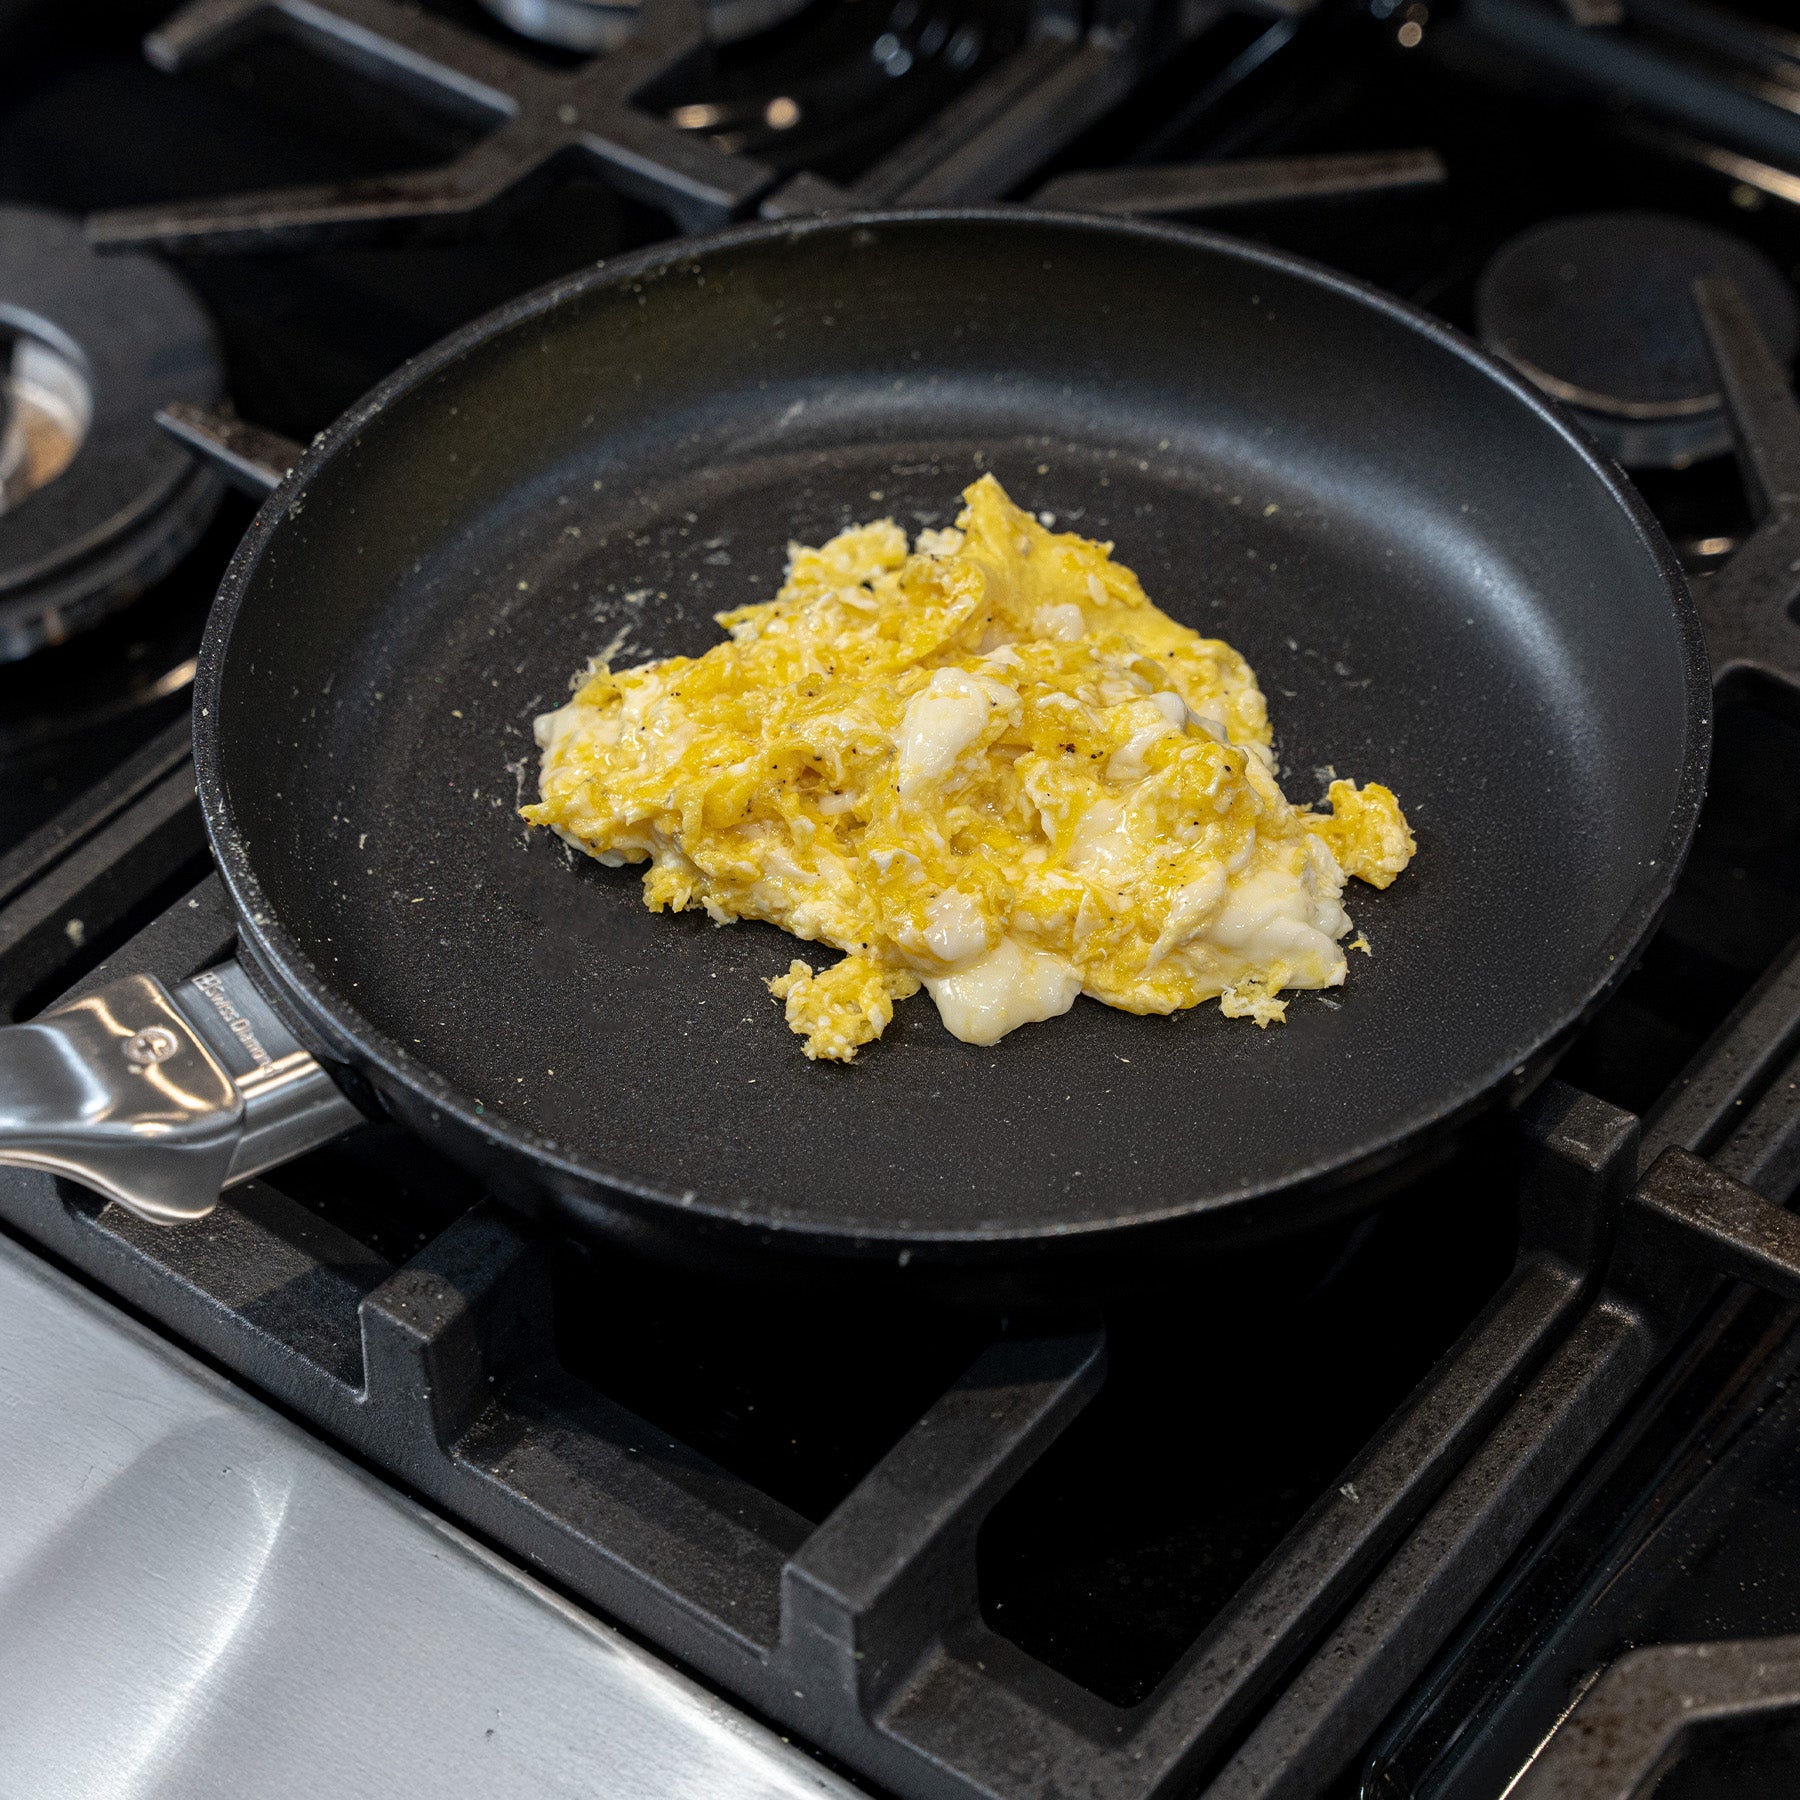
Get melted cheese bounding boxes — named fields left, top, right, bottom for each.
left=922, top=937, right=1083, bottom=1046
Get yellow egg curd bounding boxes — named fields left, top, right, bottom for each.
left=524, top=474, right=1415, bottom=1061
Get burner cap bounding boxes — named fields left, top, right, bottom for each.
left=0, top=206, right=224, bottom=661
left=478, top=0, right=807, bottom=53
left=1475, top=211, right=1798, bottom=468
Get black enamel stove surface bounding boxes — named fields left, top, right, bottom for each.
left=12, top=1, right=1800, bottom=1797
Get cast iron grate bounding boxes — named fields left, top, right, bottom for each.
left=8, top=793, right=1800, bottom=1800
left=79, top=0, right=1140, bottom=247
left=79, top=0, right=1457, bottom=249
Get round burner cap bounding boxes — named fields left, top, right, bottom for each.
left=0, top=206, right=224, bottom=661
left=1476, top=211, right=1798, bottom=467
left=477, top=0, right=806, bottom=52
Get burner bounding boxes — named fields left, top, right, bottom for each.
left=0, top=207, right=224, bottom=662
left=478, top=0, right=807, bottom=54
left=1475, top=211, right=1799, bottom=469
left=0, top=330, right=85, bottom=512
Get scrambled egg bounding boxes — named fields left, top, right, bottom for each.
left=524, top=475, right=1414, bottom=1061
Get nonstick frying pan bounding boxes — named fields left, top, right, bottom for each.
left=0, top=212, right=1709, bottom=1298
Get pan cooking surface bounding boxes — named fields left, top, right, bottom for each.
left=206, top=215, right=1702, bottom=1248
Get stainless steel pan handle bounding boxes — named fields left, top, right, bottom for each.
left=0, top=960, right=363, bottom=1224
left=0, top=399, right=359, bottom=1227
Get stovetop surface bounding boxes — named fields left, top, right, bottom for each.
left=9, top=2, right=1800, bottom=1798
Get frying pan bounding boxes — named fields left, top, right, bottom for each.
left=0, top=211, right=1709, bottom=1299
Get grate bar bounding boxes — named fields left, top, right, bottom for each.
left=1461, top=0, right=1800, bottom=176
left=1032, top=148, right=1446, bottom=216
left=87, top=0, right=773, bottom=250
left=1641, top=923, right=1800, bottom=1176
left=1206, top=1297, right=1661, bottom=1800
left=852, top=32, right=1084, bottom=207
left=1512, top=1635, right=1800, bottom=1797
left=0, top=716, right=193, bottom=918
left=759, top=25, right=1146, bottom=217
left=0, top=745, right=206, bottom=1022
left=783, top=1332, right=1106, bottom=1718
left=146, top=0, right=525, bottom=116
left=888, top=37, right=1141, bottom=207
left=1706, top=1035, right=1800, bottom=1198
left=1686, top=277, right=1800, bottom=694
left=156, top=403, right=299, bottom=496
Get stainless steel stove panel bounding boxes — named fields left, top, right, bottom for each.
left=0, top=1232, right=864, bottom=1800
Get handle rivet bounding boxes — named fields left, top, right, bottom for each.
left=123, top=1026, right=181, bottom=1067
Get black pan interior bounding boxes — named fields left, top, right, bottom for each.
left=203, top=213, right=1704, bottom=1255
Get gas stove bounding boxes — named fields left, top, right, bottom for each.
left=6, top=1, right=1800, bottom=1796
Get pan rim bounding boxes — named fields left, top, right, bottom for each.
left=194, top=206, right=1711, bottom=1257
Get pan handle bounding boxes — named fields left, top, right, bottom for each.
left=0, top=960, right=363, bottom=1225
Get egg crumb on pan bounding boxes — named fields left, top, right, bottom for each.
left=523, top=475, right=1415, bottom=1061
